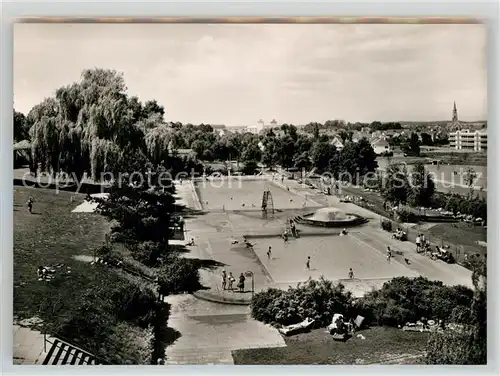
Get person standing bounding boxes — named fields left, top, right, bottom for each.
left=26, top=196, right=34, bottom=214
left=306, top=256, right=311, bottom=270
left=267, top=246, right=272, bottom=259
left=416, top=234, right=421, bottom=252
left=228, top=272, right=235, bottom=290
left=348, top=268, right=354, bottom=279
left=238, top=273, right=246, bottom=293
left=221, top=270, right=227, bottom=290
left=386, top=246, right=392, bottom=262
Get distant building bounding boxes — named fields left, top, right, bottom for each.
left=449, top=129, right=487, bottom=152
left=447, top=101, right=487, bottom=151
left=371, top=137, right=391, bottom=155
left=330, top=136, right=344, bottom=150
left=449, top=101, right=463, bottom=131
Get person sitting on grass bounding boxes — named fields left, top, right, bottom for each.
left=26, top=196, right=34, bottom=214
left=186, top=238, right=195, bottom=246
left=341, top=228, right=348, bottom=236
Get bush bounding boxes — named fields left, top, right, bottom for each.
left=354, top=277, right=474, bottom=327
left=381, top=219, right=393, bottom=232
left=250, top=288, right=285, bottom=323
left=94, top=243, right=124, bottom=265
left=250, top=277, right=353, bottom=327
left=242, top=160, right=259, bottom=175
left=396, top=209, right=419, bottom=223
left=157, top=257, right=201, bottom=294
left=129, top=241, right=164, bottom=266
left=48, top=272, right=159, bottom=364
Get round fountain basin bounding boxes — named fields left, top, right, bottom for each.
left=297, top=207, right=366, bottom=228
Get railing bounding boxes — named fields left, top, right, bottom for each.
left=42, top=329, right=110, bottom=365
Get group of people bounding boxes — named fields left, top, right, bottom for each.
left=37, top=265, right=55, bottom=281
left=392, top=227, right=407, bottom=241
left=415, top=233, right=429, bottom=253
left=221, top=270, right=246, bottom=293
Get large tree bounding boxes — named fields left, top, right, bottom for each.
left=407, top=162, right=435, bottom=207
left=96, top=149, right=176, bottom=253
left=381, top=164, right=411, bottom=205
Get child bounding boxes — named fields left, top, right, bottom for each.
left=221, top=270, right=227, bottom=290
left=228, top=272, right=235, bottom=290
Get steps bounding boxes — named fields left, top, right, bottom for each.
left=42, top=338, right=98, bottom=365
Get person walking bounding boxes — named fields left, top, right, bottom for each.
left=267, top=246, right=272, bottom=259
left=238, top=273, right=246, bottom=293
left=221, top=270, right=227, bottom=290
left=348, top=268, right=354, bottom=279
left=306, top=256, right=311, bottom=270
left=386, top=246, right=392, bottom=262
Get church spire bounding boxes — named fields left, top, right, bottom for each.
left=452, top=101, right=458, bottom=122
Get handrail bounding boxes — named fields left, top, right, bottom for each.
left=43, top=329, right=110, bottom=365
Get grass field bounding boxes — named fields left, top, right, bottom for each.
left=13, top=186, right=167, bottom=364
left=232, top=327, right=429, bottom=365
left=13, top=187, right=111, bottom=321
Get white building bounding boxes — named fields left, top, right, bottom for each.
left=371, top=137, right=391, bottom=155
left=449, top=129, right=487, bottom=152
left=330, top=136, right=344, bottom=150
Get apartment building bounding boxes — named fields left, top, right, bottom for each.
left=449, top=129, right=487, bottom=152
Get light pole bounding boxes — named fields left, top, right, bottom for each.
left=245, top=271, right=254, bottom=297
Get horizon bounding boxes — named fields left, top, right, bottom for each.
left=14, top=23, right=487, bottom=124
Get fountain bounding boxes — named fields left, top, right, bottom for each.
left=294, top=207, right=367, bottom=228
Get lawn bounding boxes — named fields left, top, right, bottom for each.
left=13, top=187, right=111, bottom=320
left=232, top=327, right=429, bottom=365
left=13, top=186, right=164, bottom=364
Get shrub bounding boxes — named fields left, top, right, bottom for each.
left=48, top=272, right=159, bottom=364
left=381, top=219, right=393, bottom=232
left=129, top=241, right=164, bottom=266
left=396, top=209, right=419, bottom=223
left=354, top=277, right=474, bottom=327
left=157, top=257, right=201, bottom=294
left=250, top=277, right=353, bottom=327
left=94, top=243, right=123, bottom=265
left=250, top=288, right=285, bottom=323
left=242, top=160, right=259, bottom=175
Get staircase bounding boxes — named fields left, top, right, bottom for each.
left=42, top=338, right=99, bottom=365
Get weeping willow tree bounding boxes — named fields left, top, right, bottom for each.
left=144, top=125, right=173, bottom=165
left=27, top=68, right=163, bottom=181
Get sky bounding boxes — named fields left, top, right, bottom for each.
left=14, top=23, right=487, bottom=125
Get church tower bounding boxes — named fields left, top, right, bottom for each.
left=452, top=101, right=458, bottom=122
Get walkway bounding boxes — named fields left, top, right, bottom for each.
left=164, top=295, right=285, bottom=364
left=13, top=324, right=46, bottom=365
